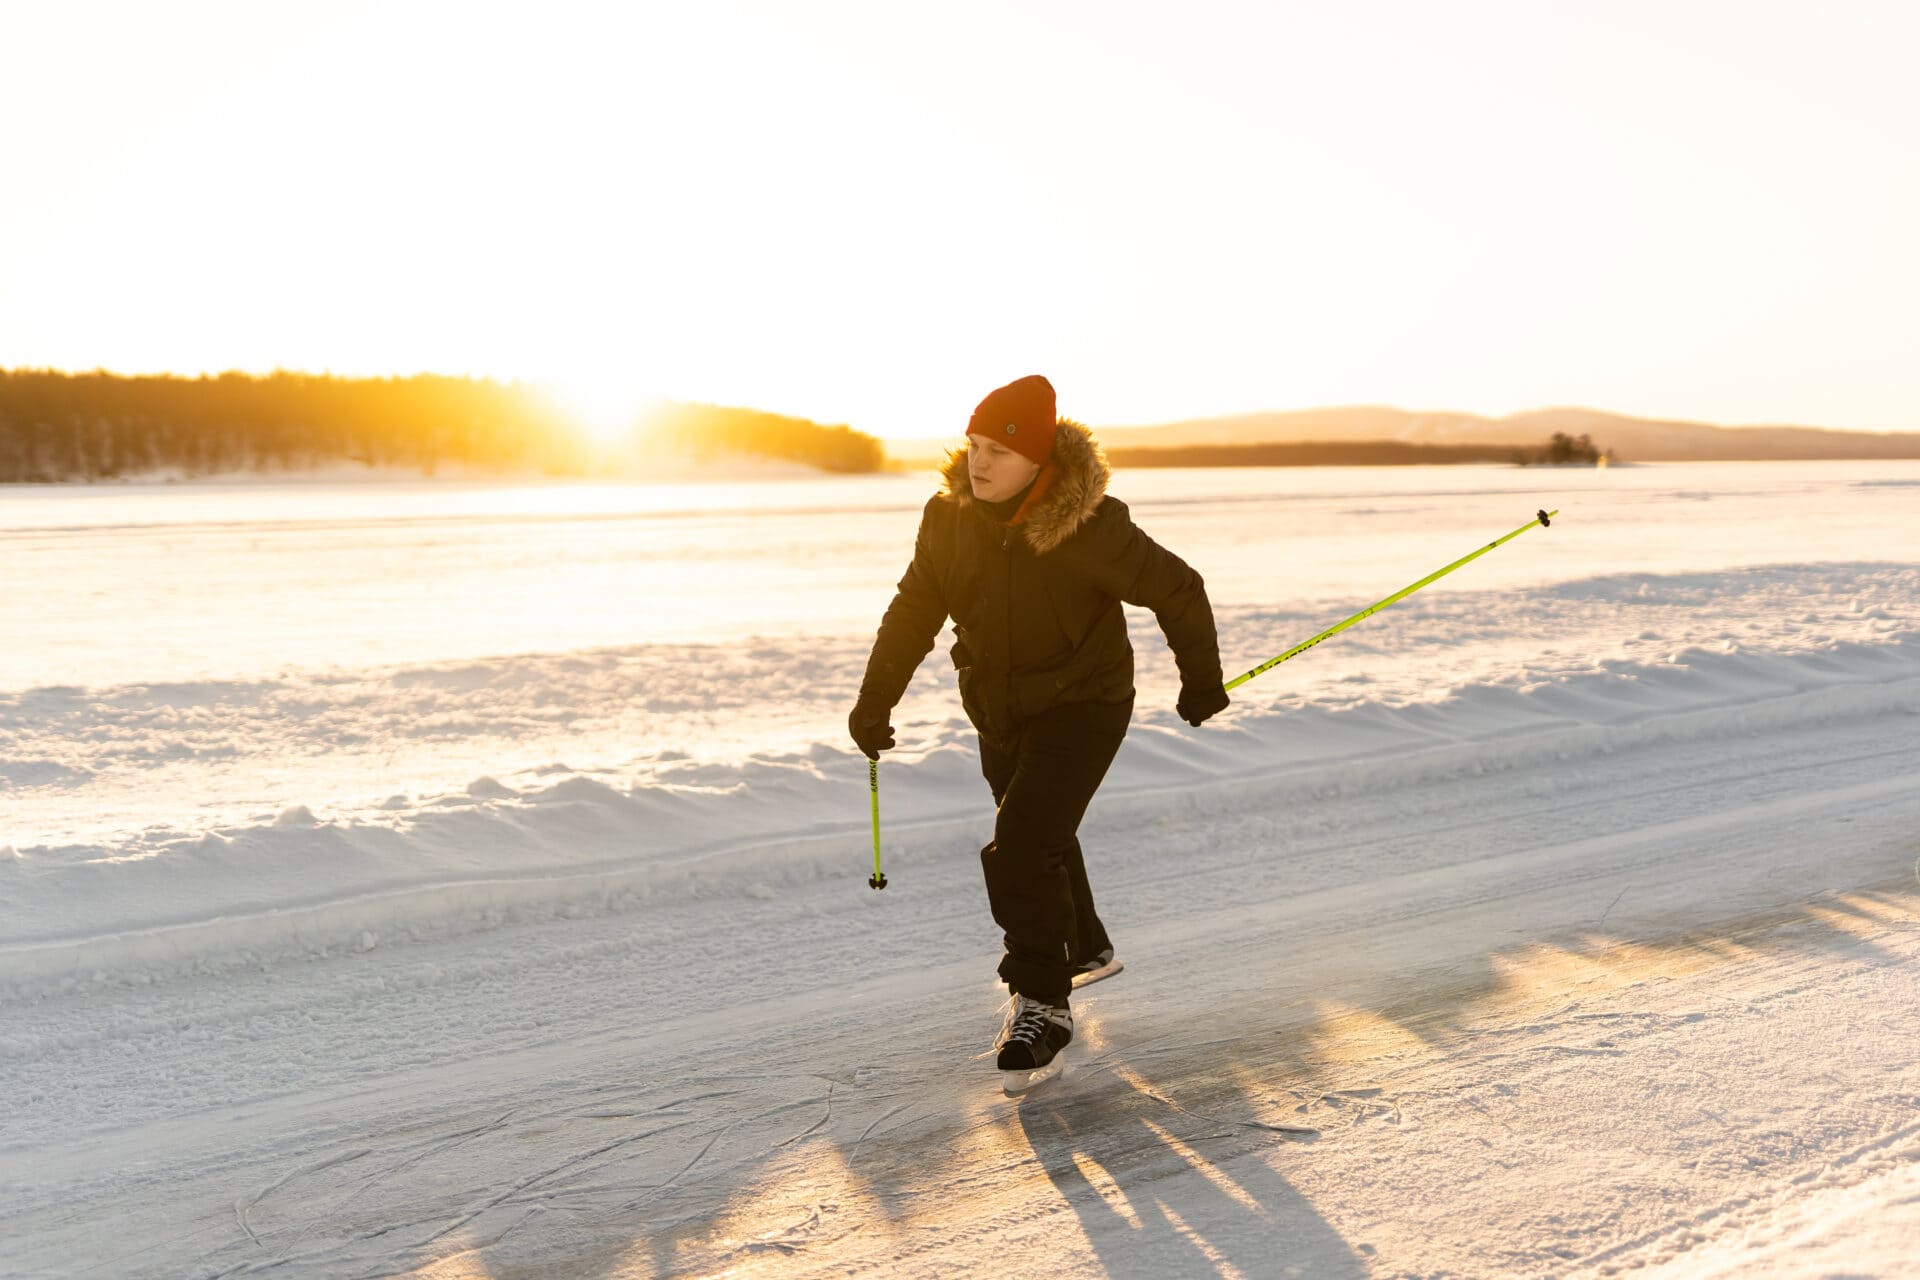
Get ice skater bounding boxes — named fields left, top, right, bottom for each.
left=849, top=374, right=1228, bottom=1090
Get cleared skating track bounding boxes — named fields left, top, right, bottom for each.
left=4, top=650, right=1918, bottom=1279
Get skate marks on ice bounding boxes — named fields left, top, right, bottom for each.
left=623, top=1032, right=1348, bottom=1280
left=183, top=1027, right=1347, bottom=1279
left=168, top=1088, right=745, bottom=1279
left=35, top=826, right=1920, bottom=1276
left=696, top=1046, right=1344, bottom=1279
left=20, top=889, right=1920, bottom=1280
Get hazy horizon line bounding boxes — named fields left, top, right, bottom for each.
left=6, top=365, right=1911, bottom=444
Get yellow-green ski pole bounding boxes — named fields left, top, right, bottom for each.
left=868, top=758, right=888, bottom=890
left=1226, top=508, right=1558, bottom=693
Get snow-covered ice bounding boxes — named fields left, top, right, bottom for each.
left=2, top=461, right=1917, bottom=1277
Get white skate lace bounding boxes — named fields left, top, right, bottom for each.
left=999, top=995, right=1066, bottom=1047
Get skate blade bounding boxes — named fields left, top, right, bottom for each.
left=1002, top=1059, right=1064, bottom=1096
left=1070, top=958, right=1124, bottom=989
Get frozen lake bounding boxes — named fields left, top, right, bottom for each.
left=5, top=460, right=1913, bottom=690
left=5, top=460, right=1920, bottom=1278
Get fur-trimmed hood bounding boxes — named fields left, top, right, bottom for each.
left=938, top=418, right=1111, bottom=555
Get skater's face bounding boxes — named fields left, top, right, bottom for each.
left=966, top=432, right=1041, bottom=503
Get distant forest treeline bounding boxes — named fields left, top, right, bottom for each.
left=648, top=402, right=883, bottom=473
left=0, top=369, right=885, bottom=481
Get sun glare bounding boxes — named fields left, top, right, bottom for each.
left=545, top=377, right=656, bottom=448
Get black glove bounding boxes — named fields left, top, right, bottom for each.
left=1176, top=682, right=1230, bottom=728
left=848, top=699, right=896, bottom=760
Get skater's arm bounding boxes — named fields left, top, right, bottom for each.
left=1078, top=499, right=1224, bottom=693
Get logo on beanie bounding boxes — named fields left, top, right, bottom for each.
left=1005, top=423, right=1017, bottom=435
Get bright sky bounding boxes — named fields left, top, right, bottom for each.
left=4, top=0, right=1917, bottom=439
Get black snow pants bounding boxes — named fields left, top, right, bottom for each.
left=978, top=695, right=1133, bottom=1004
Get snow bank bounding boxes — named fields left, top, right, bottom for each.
left=3, top=629, right=1913, bottom=995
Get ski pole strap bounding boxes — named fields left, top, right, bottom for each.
left=868, top=758, right=888, bottom=890
left=1225, top=508, right=1558, bottom=693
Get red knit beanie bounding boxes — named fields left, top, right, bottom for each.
left=967, top=375, right=1057, bottom=467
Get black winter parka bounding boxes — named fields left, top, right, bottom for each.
left=857, top=419, right=1222, bottom=745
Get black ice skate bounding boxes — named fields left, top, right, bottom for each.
left=996, top=994, right=1073, bottom=1094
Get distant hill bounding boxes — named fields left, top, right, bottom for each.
left=1091, top=406, right=1920, bottom=462
left=1102, top=441, right=1522, bottom=468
